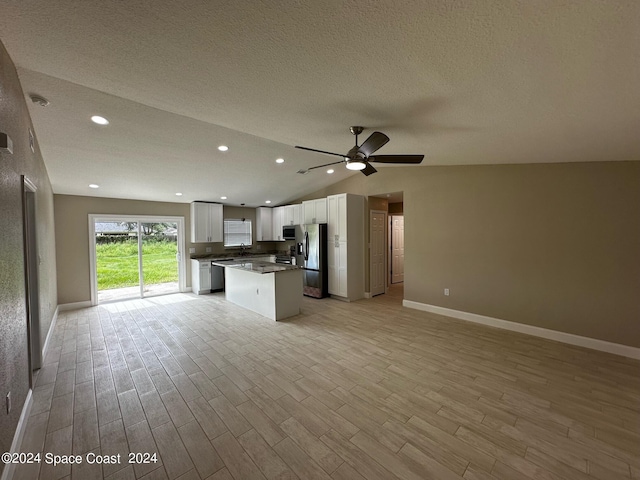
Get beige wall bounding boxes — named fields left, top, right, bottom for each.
left=0, top=41, right=58, bottom=464
left=301, top=161, right=640, bottom=348
left=55, top=195, right=192, bottom=304
left=54, top=195, right=284, bottom=304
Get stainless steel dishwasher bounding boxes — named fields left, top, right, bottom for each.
left=211, top=262, right=225, bottom=292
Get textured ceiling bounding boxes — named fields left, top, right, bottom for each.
left=1, top=0, right=639, bottom=205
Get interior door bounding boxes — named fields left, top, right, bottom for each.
left=370, top=210, right=386, bottom=296
left=391, top=215, right=404, bottom=284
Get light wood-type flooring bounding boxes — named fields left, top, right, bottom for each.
left=12, top=285, right=640, bottom=480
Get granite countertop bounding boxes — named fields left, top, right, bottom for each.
left=213, top=260, right=299, bottom=274
left=191, top=252, right=284, bottom=261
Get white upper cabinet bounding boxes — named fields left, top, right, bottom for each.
left=302, top=198, right=327, bottom=224
left=272, top=206, right=285, bottom=241
left=293, top=204, right=301, bottom=225
left=190, top=202, right=223, bottom=243
left=314, top=198, right=327, bottom=223
left=255, top=207, right=273, bottom=241
left=283, top=204, right=301, bottom=226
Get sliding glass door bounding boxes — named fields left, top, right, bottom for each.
left=95, top=220, right=141, bottom=302
left=141, top=221, right=179, bottom=297
left=90, top=216, right=185, bottom=304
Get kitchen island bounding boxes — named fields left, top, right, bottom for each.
left=214, top=260, right=302, bottom=321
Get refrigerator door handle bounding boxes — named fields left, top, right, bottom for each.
left=304, top=232, right=309, bottom=261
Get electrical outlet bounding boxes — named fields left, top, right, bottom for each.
left=6, top=392, right=11, bottom=414
left=189, top=247, right=195, bottom=254
left=205, top=247, right=212, bottom=253
left=444, top=288, right=450, bottom=296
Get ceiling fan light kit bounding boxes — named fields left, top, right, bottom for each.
left=346, top=160, right=366, bottom=170
left=295, top=126, right=424, bottom=176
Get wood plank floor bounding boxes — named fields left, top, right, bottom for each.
left=13, top=285, right=640, bottom=480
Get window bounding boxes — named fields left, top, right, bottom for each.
left=224, top=219, right=252, bottom=247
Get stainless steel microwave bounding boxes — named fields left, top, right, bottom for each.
left=283, top=225, right=296, bottom=240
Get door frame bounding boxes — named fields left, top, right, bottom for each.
left=89, top=214, right=186, bottom=305
left=369, top=209, right=388, bottom=297
left=22, top=176, right=41, bottom=384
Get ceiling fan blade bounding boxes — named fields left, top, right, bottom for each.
left=307, top=160, right=345, bottom=171
left=361, top=163, right=377, bottom=176
left=358, top=131, right=390, bottom=157
left=295, top=146, right=345, bottom=158
left=369, top=154, right=424, bottom=164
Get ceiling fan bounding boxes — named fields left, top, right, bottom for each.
left=295, top=126, right=424, bottom=176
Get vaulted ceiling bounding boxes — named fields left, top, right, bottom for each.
left=1, top=1, right=639, bottom=206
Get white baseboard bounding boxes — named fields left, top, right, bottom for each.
left=364, top=292, right=372, bottom=299
left=329, top=294, right=352, bottom=303
left=58, top=300, right=92, bottom=311
left=1, top=389, right=33, bottom=480
left=41, top=306, right=58, bottom=362
left=403, top=300, right=640, bottom=360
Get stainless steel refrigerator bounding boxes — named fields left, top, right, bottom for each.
left=295, top=223, right=328, bottom=298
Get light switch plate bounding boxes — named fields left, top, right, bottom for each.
left=189, top=248, right=195, bottom=254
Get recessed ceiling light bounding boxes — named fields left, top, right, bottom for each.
left=265, top=200, right=271, bottom=204
left=218, top=145, right=229, bottom=152
left=175, top=193, right=183, bottom=196
left=220, top=196, right=227, bottom=200
left=276, top=158, right=284, bottom=164
left=327, top=169, right=334, bottom=174
left=91, top=115, right=109, bottom=125
left=89, top=184, right=99, bottom=188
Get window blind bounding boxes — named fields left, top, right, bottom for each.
left=224, top=219, right=252, bottom=247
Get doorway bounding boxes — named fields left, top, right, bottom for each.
left=390, top=215, right=405, bottom=284
left=89, top=215, right=186, bottom=304
left=22, top=176, right=41, bottom=384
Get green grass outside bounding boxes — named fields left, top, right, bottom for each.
left=96, top=240, right=178, bottom=290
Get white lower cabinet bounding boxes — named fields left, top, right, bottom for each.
left=191, top=259, right=211, bottom=294
left=225, top=268, right=302, bottom=320
left=327, top=193, right=364, bottom=301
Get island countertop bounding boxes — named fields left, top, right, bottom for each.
left=211, top=260, right=299, bottom=274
